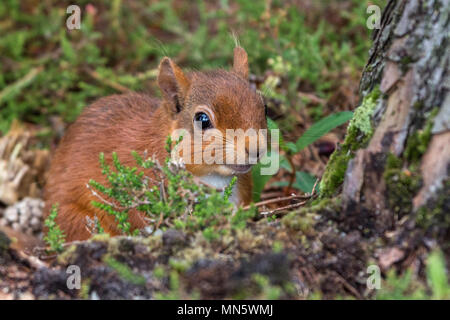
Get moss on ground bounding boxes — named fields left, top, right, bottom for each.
left=282, top=197, right=341, bottom=232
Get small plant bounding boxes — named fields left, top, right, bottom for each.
left=43, top=204, right=66, bottom=253
left=88, top=138, right=255, bottom=240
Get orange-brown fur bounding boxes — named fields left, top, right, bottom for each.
left=44, top=47, right=266, bottom=241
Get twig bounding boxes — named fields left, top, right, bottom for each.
left=310, top=178, right=320, bottom=197
left=243, top=194, right=310, bottom=211
left=333, top=271, right=362, bottom=299
left=260, top=191, right=285, bottom=199
left=15, top=250, right=48, bottom=269
left=260, top=200, right=308, bottom=217
left=86, top=183, right=120, bottom=209
left=298, top=91, right=327, bottom=105
left=86, top=183, right=152, bottom=210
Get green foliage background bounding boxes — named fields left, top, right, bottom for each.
left=0, top=0, right=383, bottom=135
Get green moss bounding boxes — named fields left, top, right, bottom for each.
left=318, top=151, right=352, bottom=198
left=404, top=108, right=439, bottom=164
left=349, top=89, right=380, bottom=137
left=400, top=56, right=414, bottom=73
left=416, top=180, right=450, bottom=231
left=104, top=255, right=146, bottom=286
left=153, top=265, right=165, bottom=279
left=154, top=271, right=184, bottom=300
left=382, top=108, right=440, bottom=220
left=90, top=233, right=111, bottom=242
left=272, top=241, right=284, bottom=253
left=169, top=258, right=191, bottom=273
left=232, top=272, right=289, bottom=300
left=56, top=243, right=78, bottom=265
left=106, top=236, right=161, bottom=258
left=306, top=197, right=342, bottom=213
left=282, top=211, right=316, bottom=233
left=383, top=153, right=422, bottom=217
left=252, top=274, right=283, bottom=300
left=0, top=231, right=11, bottom=256
left=282, top=198, right=340, bottom=233
left=320, top=87, right=381, bottom=197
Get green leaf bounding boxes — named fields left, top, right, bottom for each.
left=295, top=111, right=353, bottom=152
left=279, top=154, right=291, bottom=171
left=250, top=119, right=284, bottom=202
left=284, top=142, right=298, bottom=153
left=294, top=171, right=318, bottom=193
left=266, top=117, right=279, bottom=131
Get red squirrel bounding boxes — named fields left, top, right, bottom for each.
left=44, top=47, right=267, bottom=241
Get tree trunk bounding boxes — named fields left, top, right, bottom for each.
left=321, top=0, right=449, bottom=240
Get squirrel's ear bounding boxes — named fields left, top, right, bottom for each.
left=233, top=47, right=249, bottom=79
left=158, top=57, right=190, bottom=113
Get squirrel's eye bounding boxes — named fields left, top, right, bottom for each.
left=194, top=112, right=212, bottom=130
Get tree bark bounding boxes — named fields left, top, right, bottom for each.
left=324, top=0, right=449, bottom=238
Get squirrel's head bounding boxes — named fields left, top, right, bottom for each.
left=158, top=47, right=268, bottom=177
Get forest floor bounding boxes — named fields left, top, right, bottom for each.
left=0, top=1, right=447, bottom=299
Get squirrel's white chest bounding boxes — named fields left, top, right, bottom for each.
left=198, top=174, right=239, bottom=205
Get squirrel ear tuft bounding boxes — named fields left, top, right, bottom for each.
left=158, top=57, right=190, bottom=113
left=233, top=47, right=249, bottom=79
